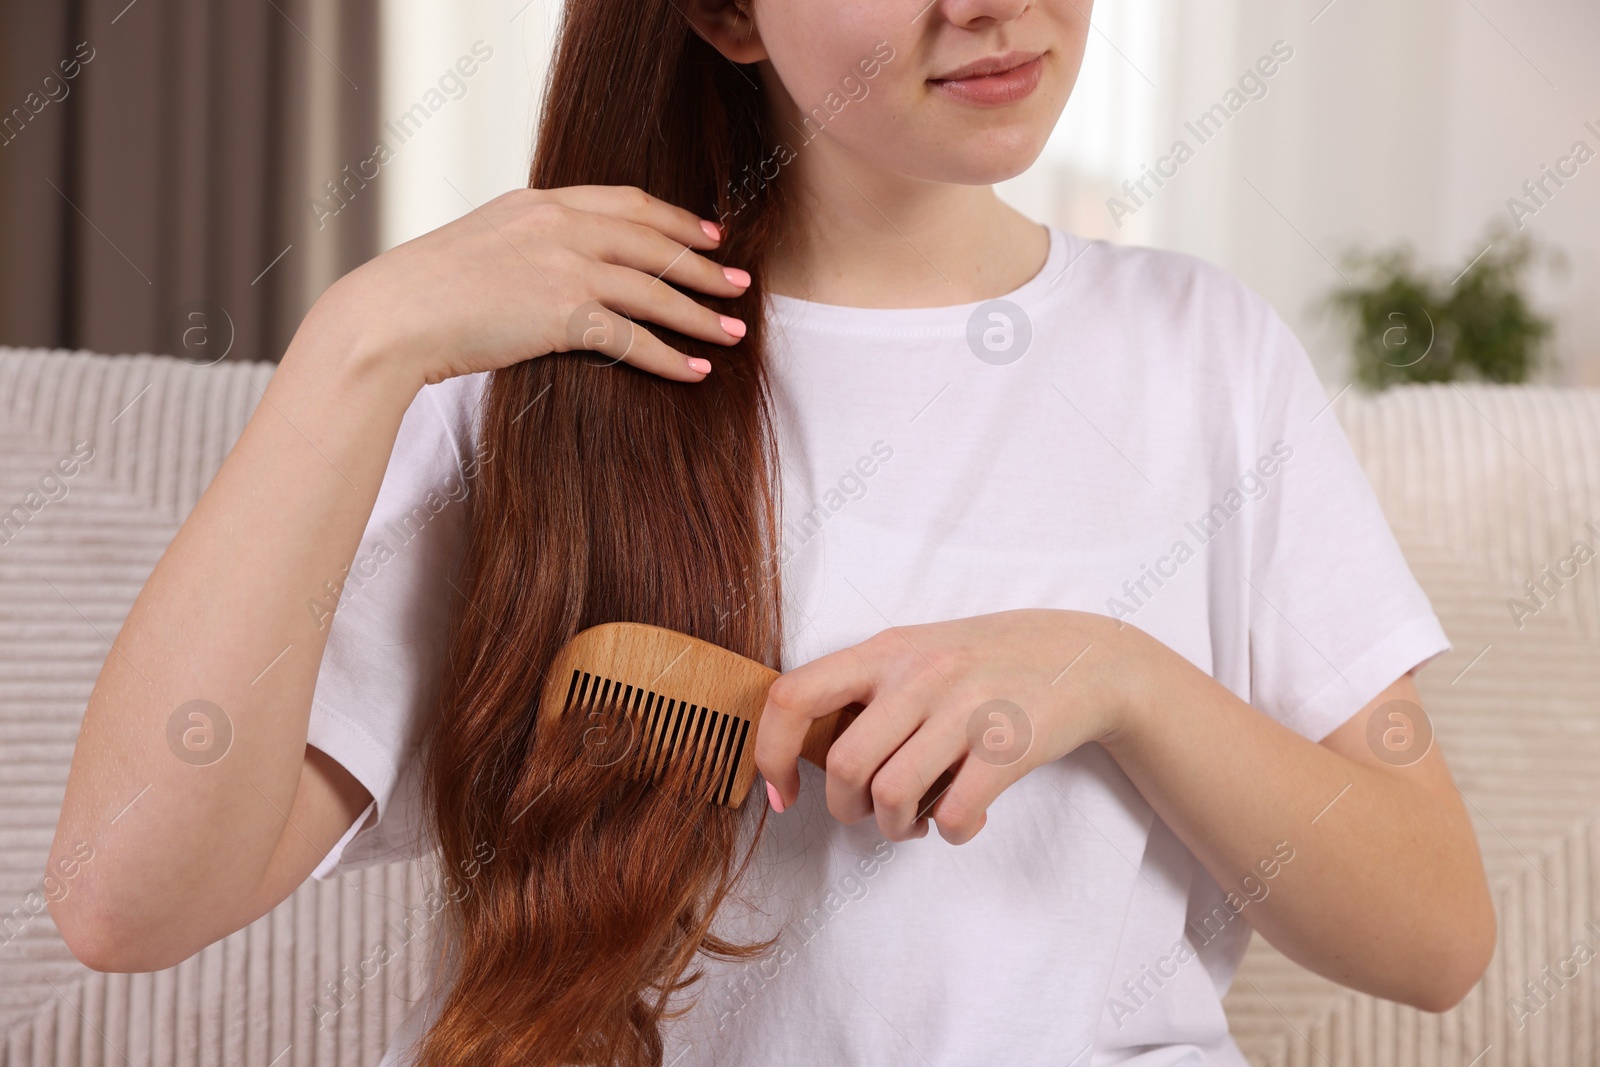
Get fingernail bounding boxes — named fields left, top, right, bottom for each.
left=719, top=315, right=746, bottom=339
left=723, top=266, right=751, bottom=288
left=686, top=357, right=712, bottom=375
left=701, top=220, right=721, bottom=242
left=765, top=780, right=785, bottom=814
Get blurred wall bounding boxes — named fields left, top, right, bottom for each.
left=1209, top=0, right=1598, bottom=386
left=376, top=0, right=552, bottom=250
left=1003, top=0, right=1599, bottom=387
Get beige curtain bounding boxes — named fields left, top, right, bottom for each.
left=0, top=0, right=381, bottom=364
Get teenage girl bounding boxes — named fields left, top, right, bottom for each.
left=51, top=1, right=1494, bottom=1064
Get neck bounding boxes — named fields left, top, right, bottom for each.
left=762, top=123, right=1050, bottom=309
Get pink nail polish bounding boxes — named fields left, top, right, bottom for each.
left=723, top=266, right=751, bottom=288
left=700, top=220, right=721, bottom=242
left=765, top=780, right=785, bottom=813
left=686, top=357, right=712, bottom=374
left=720, top=315, right=746, bottom=339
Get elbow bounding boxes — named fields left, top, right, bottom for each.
left=1407, top=898, right=1498, bottom=1014
left=50, top=898, right=181, bottom=975
left=51, top=904, right=137, bottom=974
left=52, top=911, right=123, bottom=974
left=1411, top=974, right=1483, bottom=1016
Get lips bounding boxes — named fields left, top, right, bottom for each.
left=928, top=50, right=1046, bottom=107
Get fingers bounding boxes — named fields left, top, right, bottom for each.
left=591, top=263, right=746, bottom=350
left=371, top=183, right=749, bottom=387
left=826, top=671, right=947, bottom=827
left=753, top=628, right=1018, bottom=845
left=754, top=646, right=877, bottom=811
left=537, top=187, right=752, bottom=383
left=561, top=302, right=713, bottom=382
left=860, top=714, right=969, bottom=841
left=922, top=758, right=1012, bottom=845
left=548, top=184, right=724, bottom=255
left=582, top=215, right=751, bottom=302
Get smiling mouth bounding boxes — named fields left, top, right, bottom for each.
left=928, top=52, right=1046, bottom=107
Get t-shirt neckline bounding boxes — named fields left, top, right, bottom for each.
left=765, top=224, right=1077, bottom=336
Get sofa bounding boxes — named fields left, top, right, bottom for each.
left=2, top=345, right=1596, bottom=1066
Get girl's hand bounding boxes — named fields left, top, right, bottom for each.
left=313, top=185, right=752, bottom=388
left=754, top=609, right=1161, bottom=844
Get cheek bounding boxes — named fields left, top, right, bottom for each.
left=1033, top=0, right=1092, bottom=101
left=762, top=26, right=916, bottom=160
left=760, top=7, right=898, bottom=112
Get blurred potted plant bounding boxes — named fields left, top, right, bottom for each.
left=1324, top=224, right=1561, bottom=389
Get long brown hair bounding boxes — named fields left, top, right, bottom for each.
left=416, top=1, right=788, bottom=1064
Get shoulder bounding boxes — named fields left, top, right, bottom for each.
left=1048, top=231, right=1280, bottom=340
left=1041, top=230, right=1297, bottom=403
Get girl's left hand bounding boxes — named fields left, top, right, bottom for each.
left=754, top=609, right=1166, bottom=844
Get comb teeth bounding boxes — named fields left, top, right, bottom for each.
left=563, top=669, right=752, bottom=806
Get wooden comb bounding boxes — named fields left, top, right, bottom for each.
left=535, top=622, right=860, bottom=808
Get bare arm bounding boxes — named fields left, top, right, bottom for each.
left=46, top=186, right=750, bottom=972
left=47, top=322, right=416, bottom=972
left=1101, top=649, right=1496, bottom=1012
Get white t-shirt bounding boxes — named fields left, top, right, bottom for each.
left=306, top=225, right=1449, bottom=1066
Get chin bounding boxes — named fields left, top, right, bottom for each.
left=921, top=132, right=1049, bottom=186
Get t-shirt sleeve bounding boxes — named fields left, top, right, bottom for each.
left=1244, top=310, right=1450, bottom=743
left=305, top=371, right=490, bottom=880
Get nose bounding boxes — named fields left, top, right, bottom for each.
left=934, top=0, right=1035, bottom=29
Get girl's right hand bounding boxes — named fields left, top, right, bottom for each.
left=313, top=184, right=752, bottom=387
